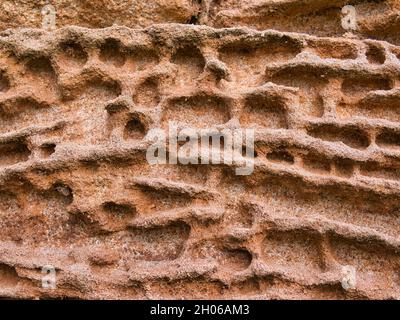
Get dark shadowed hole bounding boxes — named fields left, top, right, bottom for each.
left=171, top=45, right=205, bottom=70
left=123, top=116, right=146, bottom=140
left=0, top=140, right=31, bottom=166
left=366, top=44, right=386, bottom=65
left=99, top=38, right=126, bottom=67
left=53, top=183, right=73, bottom=204
left=376, top=129, right=400, bottom=149
left=39, top=143, right=56, bottom=158
left=0, top=71, right=10, bottom=92
left=187, top=15, right=199, bottom=24
left=59, top=40, right=88, bottom=66
left=266, top=150, right=294, bottom=164
left=26, top=56, right=56, bottom=77
left=102, top=201, right=136, bottom=216
left=335, top=158, right=354, bottom=178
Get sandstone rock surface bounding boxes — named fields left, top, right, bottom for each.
left=0, top=0, right=199, bottom=30
left=1, top=1, right=400, bottom=45
left=0, top=1, right=400, bottom=300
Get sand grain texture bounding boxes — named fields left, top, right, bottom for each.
left=0, top=1, right=399, bottom=300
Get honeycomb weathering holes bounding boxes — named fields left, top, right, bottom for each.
left=171, top=45, right=206, bottom=82
left=0, top=140, right=31, bottom=166
left=376, top=129, right=400, bottom=149
left=123, top=114, right=147, bottom=140
left=341, top=75, right=393, bottom=97
left=241, top=94, right=288, bottom=129
left=0, top=71, right=10, bottom=92
left=39, top=143, right=56, bottom=158
left=58, top=40, right=88, bottom=68
left=99, top=38, right=126, bottom=67
left=266, top=149, right=295, bottom=164
left=366, top=44, right=386, bottom=65
left=163, top=95, right=231, bottom=127
left=307, top=124, right=370, bottom=150
left=133, top=78, right=161, bottom=108
left=26, top=56, right=56, bottom=78
left=1, top=25, right=400, bottom=299
left=102, top=201, right=137, bottom=216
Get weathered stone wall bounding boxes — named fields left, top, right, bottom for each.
left=1, top=1, right=400, bottom=45
left=0, top=1, right=399, bottom=300
left=0, top=0, right=199, bottom=29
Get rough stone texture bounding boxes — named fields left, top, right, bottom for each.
left=0, top=0, right=200, bottom=30
left=0, top=24, right=400, bottom=299
left=209, top=0, right=400, bottom=45
left=1, top=1, right=400, bottom=45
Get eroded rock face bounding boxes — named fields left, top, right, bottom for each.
left=0, top=0, right=199, bottom=29
left=0, top=25, right=400, bottom=299
left=1, top=1, right=400, bottom=45
left=209, top=0, right=400, bottom=45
